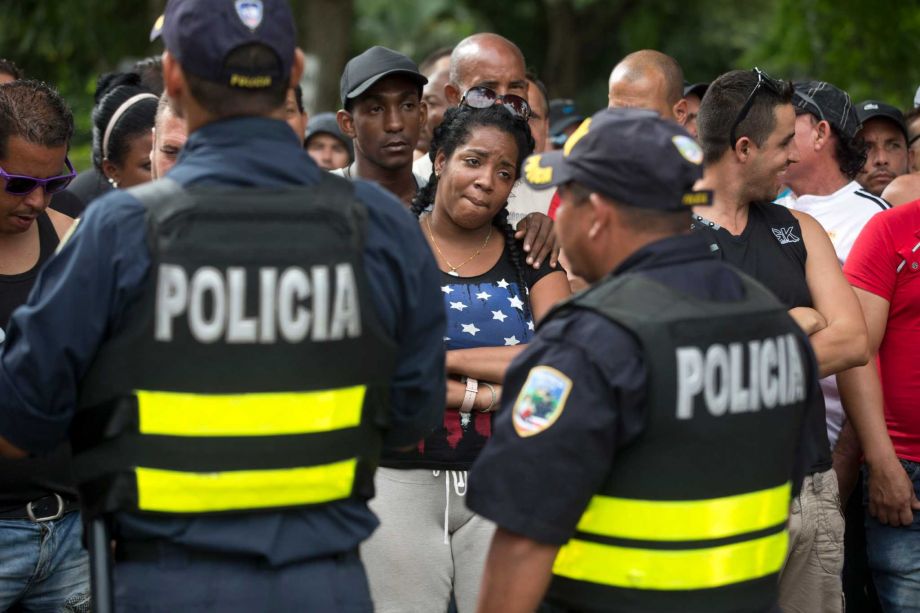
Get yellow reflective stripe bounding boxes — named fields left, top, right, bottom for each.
left=136, top=386, right=366, bottom=437
left=553, top=530, right=788, bottom=591
left=135, top=459, right=357, bottom=512
left=576, top=482, right=791, bottom=541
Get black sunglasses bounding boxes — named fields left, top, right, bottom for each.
left=460, top=86, right=532, bottom=121
left=0, top=158, right=76, bottom=196
left=729, top=67, right=782, bottom=147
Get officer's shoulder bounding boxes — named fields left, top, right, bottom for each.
left=78, top=188, right=147, bottom=233
left=351, top=179, right=423, bottom=240
left=540, top=307, right=641, bottom=365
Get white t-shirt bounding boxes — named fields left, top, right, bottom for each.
left=412, top=155, right=552, bottom=228
left=776, top=180, right=890, bottom=448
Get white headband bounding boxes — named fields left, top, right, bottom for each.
left=102, top=93, right=158, bottom=161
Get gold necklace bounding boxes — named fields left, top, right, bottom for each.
left=424, top=214, right=492, bottom=277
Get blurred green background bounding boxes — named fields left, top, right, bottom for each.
left=3, top=0, right=919, bottom=172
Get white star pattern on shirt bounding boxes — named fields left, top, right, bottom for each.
left=441, top=285, right=454, bottom=294
left=527, top=320, right=535, bottom=331
left=475, top=291, right=492, bottom=301
left=450, top=301, right=468, bottom=311
left=461, top=323, right=480, bottom=336
left=504, top=335, right=520, bottom=346
left=496, top=278, right=510, bottom=289
left=508, top=295, right=525, bottom=310
left=492, top=310, right=508, bottom=322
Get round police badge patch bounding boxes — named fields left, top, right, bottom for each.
left=513, top=366, right=572, bottom=437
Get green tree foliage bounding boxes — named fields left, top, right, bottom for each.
left=2, top=0, right=918, bottom=170
left=1, top=1, right=160, bottom=169
left=742, top=0, right=920, bottom=108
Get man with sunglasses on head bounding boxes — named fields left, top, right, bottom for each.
left=413, top=33, right=560, bottom=270
left=693, top=69, right=871, bottom=613
left=334, top=46, right=430, bottom=206
left=0, top=80, right=90, bottom=612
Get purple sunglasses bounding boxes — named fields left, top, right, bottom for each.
left=0, top=158, right=76, bottom=196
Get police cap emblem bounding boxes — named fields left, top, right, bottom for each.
left=235, top=0, right=264, bottom=30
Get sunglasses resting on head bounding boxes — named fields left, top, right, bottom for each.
left=461, top=86, right=532, bottom=121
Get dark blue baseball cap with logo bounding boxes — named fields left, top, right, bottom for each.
left=156, top=0, right=296, bottom=89
left=523, top=107, right=712, bottom=211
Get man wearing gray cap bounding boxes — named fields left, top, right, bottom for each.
left=0, top=0, right=446, bottom=610
left=468, top=108, right=816, bottom=613
left=305, top=111, right=352, bottom=170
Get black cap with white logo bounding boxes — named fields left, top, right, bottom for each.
left=856, top=100, right=908, bottom=142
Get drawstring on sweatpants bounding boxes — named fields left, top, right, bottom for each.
left=432, top=470, right=467, bottom=544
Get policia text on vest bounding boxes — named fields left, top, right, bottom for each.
left=71, top=177, right=397, bottom=520
left=676, top=334, right=807, bottom=419
left=155, top=263, right=361, bottom=343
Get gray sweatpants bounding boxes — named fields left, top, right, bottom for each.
left=360, top=467, right=496, bottom=613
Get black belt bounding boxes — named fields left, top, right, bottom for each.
left=0, top=494, right=80, bottom=522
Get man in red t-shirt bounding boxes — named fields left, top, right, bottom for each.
left=843, top=198, right=920, bottom=611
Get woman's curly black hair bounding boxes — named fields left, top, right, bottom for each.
left=411, top=105, right=536, bottom=320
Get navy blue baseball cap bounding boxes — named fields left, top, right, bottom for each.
left=157, top=0, right=296, bottom=89
left=523, top=108, right=711, bottom=211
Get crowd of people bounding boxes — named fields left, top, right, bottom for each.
left=0, top=0, right=919, bottom=611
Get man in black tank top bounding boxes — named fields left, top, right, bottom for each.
left=0, top=81, right=89, bottom=611
left=691, top=68, right=870, bottom=613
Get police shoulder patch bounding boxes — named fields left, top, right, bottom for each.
left=671, top=135, right=703, bottom=165
left=513, top=366, right=572, bottom=437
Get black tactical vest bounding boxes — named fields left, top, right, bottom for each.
left=71, top=175, right=397, bottom=519
left=544, top=272, right=811, bottom=613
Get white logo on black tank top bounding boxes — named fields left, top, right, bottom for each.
left=771, top=226, right=800, bottom=245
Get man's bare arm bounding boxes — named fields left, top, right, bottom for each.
left=0, top=435, right=27, bottom=459
left=837, top=287, right=920, bottom=525
left=794, top=210, right=869, bottom=376
left=477, top=528, right=560, bottom=613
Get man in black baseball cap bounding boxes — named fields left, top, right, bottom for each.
left=334, top=46, right=428, bottom=205
left=856, top=100, right=912, bottom=196
left=683, top=81, right=709, bottom=139
left=468, top=108, right=816, bottom=613
left=547, top=98, right=584, bottom=149
left=0, top=0, right=448, bottom=610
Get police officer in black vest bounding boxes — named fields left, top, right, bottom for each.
left=467, top=108, right=818, bottom=613
left=0, top=0, right=445, bottom=610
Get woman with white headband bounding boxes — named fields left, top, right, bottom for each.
left=91, top=73, right=157, bottom=190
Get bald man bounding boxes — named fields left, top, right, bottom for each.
left=608, top=49, right=688, bottom=127
left=444, top=33, right=528, bottom=107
